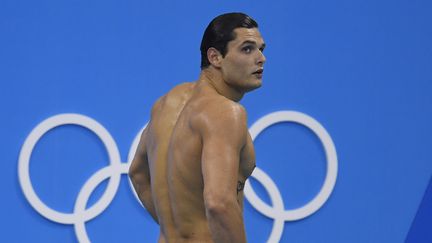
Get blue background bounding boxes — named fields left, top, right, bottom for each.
left=1, top=0, right=431, bottom=242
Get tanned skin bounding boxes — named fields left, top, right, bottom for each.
left=129, top=27, right=266, bottom=243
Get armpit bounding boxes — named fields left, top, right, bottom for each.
left=237, top=180, right=245, bottom=195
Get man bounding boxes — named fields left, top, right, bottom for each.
left=129, top=12, right=266, bottom=243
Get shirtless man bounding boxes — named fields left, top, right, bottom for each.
left=129, top=12, right=266, bottom=243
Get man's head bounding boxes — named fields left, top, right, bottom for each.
left=200, top=13, right=258, bottom=69
left=200, top=13, right=266, bottom=93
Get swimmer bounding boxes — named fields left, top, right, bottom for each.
left=129, top=12, right=266, bottom=243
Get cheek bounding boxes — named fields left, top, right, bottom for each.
left=225, top=64, right=245, bottom=81
left=228, top=58, right=250, bottom=75
left=221, top=55, right=252, bottom=81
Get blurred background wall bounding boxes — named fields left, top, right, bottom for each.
left=1, top=0, right=431, bottom=242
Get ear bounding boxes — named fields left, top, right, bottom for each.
left=207, top=47, right=223, bottom=68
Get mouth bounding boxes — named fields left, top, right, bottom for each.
left=252, top=68, right=264, bottom=78
left=252, top=68, right=264, bottom=75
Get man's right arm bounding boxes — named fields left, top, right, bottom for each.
left=198, top=102, right=248, bottom=243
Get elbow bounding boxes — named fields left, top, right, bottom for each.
left=204, top=193, right=236, bottom=216
left=128, top=163, right=151, bottom=188
left=128, top=166, right=137, bottom=182
left=128, top=164, right=142, bottom=185
left=205, top=201, right=226, bottom=216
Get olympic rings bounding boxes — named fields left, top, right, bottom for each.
left=18, top=111, right=337, bottom=243
left=244, top=111, right=338, bottom=242
left=18, top=114, right=124, bottom=243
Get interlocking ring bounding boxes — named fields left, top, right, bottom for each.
left=18, top=114, right=128, bottom=243
left=18, top=111, right=337, bottom=243
left=244, top=111, right=338, bottom=242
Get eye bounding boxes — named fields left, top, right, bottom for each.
left=242, top=46, right=253, bottom=53
left=259, top=44, right=266, bottom=53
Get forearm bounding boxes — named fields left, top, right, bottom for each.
left=205, top=200, right=246, bottom=243
left=131, top=179, right=159, bottom=223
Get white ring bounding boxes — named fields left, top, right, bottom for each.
left=74, top=163, right=130, bottom=243
left=126, top=124, right=148, bottom=207
left=18, top=111, right=337, bottom=243
left=244, top=167, right=285, bottom=242
left=248, top=110, right=337, bottom=220
left=245, top=110, right=338, bottom=242
left=18, top=114, right=122, bottom=224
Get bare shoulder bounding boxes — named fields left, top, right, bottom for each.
left=206, top=98, right=246, bottom=123
left=167, top=82, right=195, bottom=97
left=193, top=97, right=248, bottom=141
left=150, top=82, right=195, bottom=117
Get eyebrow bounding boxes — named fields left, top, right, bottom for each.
left=241, top=40, right=266, bottom=49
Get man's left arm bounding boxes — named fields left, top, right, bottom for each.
left=128, top=128, right=158, bottom=223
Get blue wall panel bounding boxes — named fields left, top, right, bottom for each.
left=1, top=0, right=431, bottom=242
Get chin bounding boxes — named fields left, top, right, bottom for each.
left=244, top=81, right=262, bottom=92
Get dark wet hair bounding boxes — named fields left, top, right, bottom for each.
left=200, top=12, right=258, bottom=69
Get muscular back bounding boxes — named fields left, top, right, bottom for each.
left=131, top=82, right=195, bottom=242
left=130, top=80, right=256, bottom=243
left=167, top=81, right=256, bottom=242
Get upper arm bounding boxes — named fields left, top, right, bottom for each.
left=198, top=103, right=248, bottom=204
left=129, top=98, right=162, bottom=180
left=129, top=127, right=150, bottom=182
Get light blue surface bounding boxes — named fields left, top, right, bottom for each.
left=1, top=0, right=431, bottom=242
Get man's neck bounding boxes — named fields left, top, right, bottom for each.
left=198, top=68, right=244, bottom=102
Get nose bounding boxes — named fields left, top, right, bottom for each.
left=257, top=50, right=266, bottom=66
